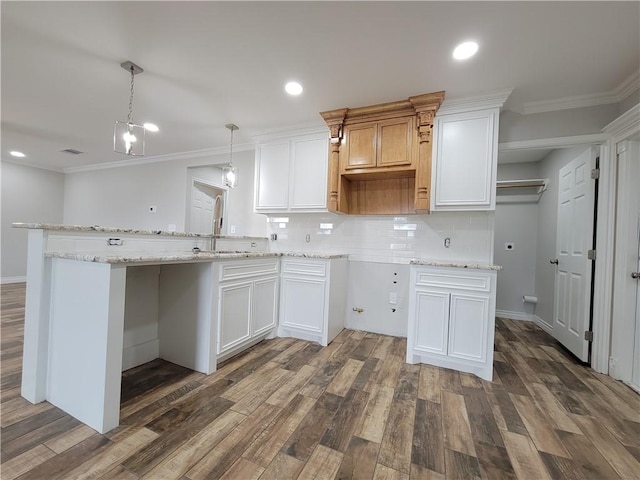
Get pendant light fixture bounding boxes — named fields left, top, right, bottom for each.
left=114, top=61, right=145, bottom=156
left=223, top=123, right=239, bottom=188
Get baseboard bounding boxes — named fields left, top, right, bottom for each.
left=122, top=339, right=160, bottom=371
left=495, top=310, right=533, bottom=322
left=533, top=315, right=553, bottom=334
left=1, top=276, right=26, bottom=284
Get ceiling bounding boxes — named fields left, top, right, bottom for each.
left=2, top=1, right=638, bottom=171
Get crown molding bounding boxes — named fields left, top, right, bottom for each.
left=250, top=122, right=328, bottom=143
left=523, top=71, right=640, bottom=115
left=437, top=88, right=514, bottom=115
left=499, top=133, right=608, bottom=152
left=63, top=142, right=255, bottom=174
left=1, top=157, right=65, bottom=173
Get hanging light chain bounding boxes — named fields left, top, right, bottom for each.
left=127, top=66, right=135, bottom=125
left=229, top=127, right=234, bottom=165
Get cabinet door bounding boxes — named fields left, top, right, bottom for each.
left=255, top=141, right=290, bottom=210
left=433, top=110, right=497, bottom=210
left=218, top=281, right=252, bottom=355
left=377, top=117, right=413, bottom=167
left=280, top=276, right=325, bottom=333
left=252, top=276, right=278, bottom=336
left=448, top=292, right=489, bottom=363
left=413, top=288, right=450, bottom=355
left=342, top=123, right=376, bottom=170
left=290, top=136, right=328, bottom=210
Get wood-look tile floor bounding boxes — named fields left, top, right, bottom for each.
left=1, top=282, right=640, bottom=480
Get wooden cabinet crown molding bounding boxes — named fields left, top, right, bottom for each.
left=320, top=91, right=445, bottom=214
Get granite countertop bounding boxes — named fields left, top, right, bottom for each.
left=45, top=251, right=349, bottom=265
left=12, top=223, right=267, bottom=241
left=410, top=259, right=503, bottom=271
left=279, top=252, right=349, bottom=260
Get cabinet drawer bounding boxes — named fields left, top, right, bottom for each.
left=281, top=259, right=327, bottom=277
left=415, top=270, right=491, bottom=292
left=219, top=259, right=279, bottom=282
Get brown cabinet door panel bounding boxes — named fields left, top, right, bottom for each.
left=377, top=118, right=413, bottom=167
left=343, top=124, right=376, bottom=170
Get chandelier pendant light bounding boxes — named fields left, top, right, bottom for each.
left=223, top=123, right=239, bottom=188
left=114, top=61, right=145, bottom=156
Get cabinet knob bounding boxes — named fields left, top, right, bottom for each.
left=632, top=272, right=640, bottom=279
left=550, top=259, right=559, bottom=265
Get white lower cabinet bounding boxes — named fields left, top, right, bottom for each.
left=407, top=265, right=496, bottom=380
left=278, top=257, right=347, bottom=346
left=216, top=258, right=279, bottom=359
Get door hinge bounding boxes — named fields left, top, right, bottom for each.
left=587, top=249, right=596, bottom=260
left=584, top=331, right=594, bottom=342
left=591, top=168, right=600, bottom=180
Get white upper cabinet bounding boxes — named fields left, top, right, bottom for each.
left=429, top=90, right=511, bottom=212
left=431, top=108, right=499, bottom=211
left=255, top=141, right=290, bottom=210
left=255, top=132, right=329, bottom=213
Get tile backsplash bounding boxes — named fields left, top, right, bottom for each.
left=266, top=211, right=494, bottom=264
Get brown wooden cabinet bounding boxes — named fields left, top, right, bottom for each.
left=342, top=117, right=415, bottom=172
left=321, top=91, right=445, bottom=215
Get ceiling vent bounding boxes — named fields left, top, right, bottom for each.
left=61, top=148, right=83, bottom=155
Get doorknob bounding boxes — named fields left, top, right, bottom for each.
left=632, top=272, right=640, bottom=279
left=550, top=259, right=559, bottom=265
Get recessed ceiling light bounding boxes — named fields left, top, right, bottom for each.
left=285, top=81, right=303, bottom=96
left=143, top=123, right=159, bottom=132
left=453, top=41, right=479, bottom=60
left=10, top=151, right=26, bottom=158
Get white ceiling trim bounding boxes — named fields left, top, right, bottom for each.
left=522, top=71, right=640, bottom=115
left=1, top=158, right=65, bottom=173
left=499, top=133, right=608, bottom=152
left=63, top=143, right=255, bottom=174
left=437, top=88, right=514, bottom=115
left=250, top=123, right=328, bottom=143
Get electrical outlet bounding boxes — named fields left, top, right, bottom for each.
left=149, top=205, right=157, bottom=213
left=505, top=242, right=515, bottom=251
left=305, top=234, right=311, bottom=243
left=230, top=225, right=236, bottom=234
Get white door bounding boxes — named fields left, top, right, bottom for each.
left=280, top=277, right=325, bottom=333
left=611, top=140, right=640, bottom=389
left=553, top=148, right=597, bottom=362
left=448, top=293, right=489, bottom=363
left=189, top=182, right=226, bottom=235
left=632, top=228, right=640, bottom=390
left=252, top=277, right=278, bottom=336
left=218, top=281, right=252, bottom=355
left=255, top=141, right=290, bottom=210
left=412, top=289, right=450, bottom=356
left=290, top=136, right=328, bottom=210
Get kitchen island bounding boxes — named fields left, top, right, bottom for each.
left=14, top=223, right=347, bottom=433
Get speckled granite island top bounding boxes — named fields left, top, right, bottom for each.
left=410, top=259, right=502, bottom=271
left=12, top=223, right=267, bottom=241
left=45, top=251, right=348, bottom=264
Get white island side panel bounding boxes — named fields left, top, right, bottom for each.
left=47, top=258, right=126, bottom=433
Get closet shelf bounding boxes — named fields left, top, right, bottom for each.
left=496, top=178, right=548, bottom=204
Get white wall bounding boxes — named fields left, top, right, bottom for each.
left=64, top=149, right=267, bottom=237
left=1, top=161, right=65, bottom=281
left=534, top=145, right=591, bottom=329
left=619, top=88, right=640, bottom=115
left=494, top=162, right=540, bottom=319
